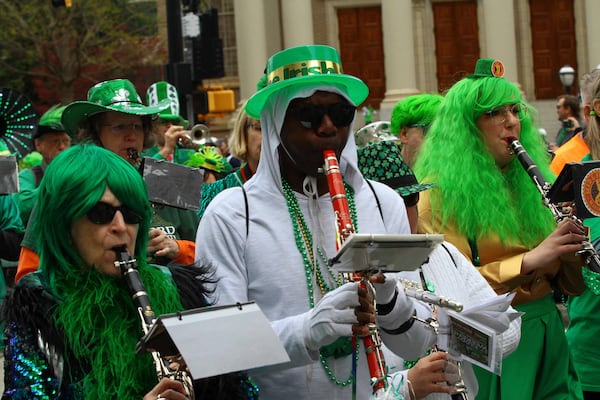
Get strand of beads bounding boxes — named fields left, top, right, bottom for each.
left=281, top=177, right=359, bottom=387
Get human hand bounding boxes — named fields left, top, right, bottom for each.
left=370, top=273, right=398, bottom=306
left=147, top=228, right=180, bottom=259
left=303, top=282, right=373, bottom=351
left=407, top=352, right=452, bottom=399
left=143, top=377, right=188, bottom=400
left=522, top=218, right=586, bottom=274
left=162, top=125, right=187, bottom=154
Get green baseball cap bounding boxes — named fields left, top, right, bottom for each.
left=34, top=104, right=68, bottom=139
left=245, top=45, right=369, bottom=118
left=61, top=79, right=170, bottom=136
left=146, top=81, right=188, bottom=127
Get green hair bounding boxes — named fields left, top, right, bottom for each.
left=34, top=143, right=184, bottom=397
left=35, top=144, right=152, bottom=296
left=390, top=93, right=444, bottom=134
left=414, top=76, right=555, bottom=247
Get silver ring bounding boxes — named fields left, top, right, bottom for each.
left=157, top=395, right=163, bottom=400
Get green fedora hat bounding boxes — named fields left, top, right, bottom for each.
left=245, top=45, right=369, bottom=118
left=146, top=81, right=188, bottom=127
left=357, top=140, right=435, bottom=197
left=62, top=79, right=170, bottom=136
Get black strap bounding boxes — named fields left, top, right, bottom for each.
left=440, top=243, right=458, bottom=269
left=468, top=237, right=481, bottom=266
left=365, top=179, right=384, bottom=222
left=241, top=185, right=249, bottom=238
left=381, top=310, right=417, bottom=335
left=31, top=165, right=44, bottom=187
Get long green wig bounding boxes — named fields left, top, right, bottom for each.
left=34, top=144, right=184, bottom=398
left=414, top=75, right=556, bottom=247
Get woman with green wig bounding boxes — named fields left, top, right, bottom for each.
left=414, top=59, right=585, bottom=399
left=1, top=144, right=258, bottom=399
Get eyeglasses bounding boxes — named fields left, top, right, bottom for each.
left=86, top=201, right=143, bottom=225
left=407, top=123, right=431, bottom=135
left=102, top=123, right=144, bottom=134
left=246, top=122, right=262, bottom=131
left=287, top=102, right=356, bottom=129
left=483, top=104, right=527, bottom=125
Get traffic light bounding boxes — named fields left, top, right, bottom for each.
left=193, top=87, right=235, bottom=120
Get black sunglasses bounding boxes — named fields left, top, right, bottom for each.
left=86, top=201, right=143, bottom=225
left=287, top=102, right=356, bottom=129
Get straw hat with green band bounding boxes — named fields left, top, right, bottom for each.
left=357, top=140, right=435, bottom=197
left=245, top=45, right=369, bottom=118
left=61, top=79, right=171, bottom=136
left=146, top=81, right=188, bottom=127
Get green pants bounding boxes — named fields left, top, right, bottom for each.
left=474, top=295, right=583, bottom=400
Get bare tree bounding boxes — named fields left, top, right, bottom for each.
left=0, top=0, right=167, bottom=103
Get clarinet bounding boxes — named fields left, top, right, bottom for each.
left=322, top=150, right=388, bottom=398
left=503, top=136, right=600, bottom=273
left=113, top=246, right=195, bottom=398
left=399, top=278, right=463, bottom=312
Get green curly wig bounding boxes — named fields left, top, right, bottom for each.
left=390, top=93, right=444, bottom=134
left=414, top=75, right=555, bottom=247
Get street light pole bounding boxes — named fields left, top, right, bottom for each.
left=559, top=65, right=576, bottom=95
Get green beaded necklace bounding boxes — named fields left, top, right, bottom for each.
left=281, top=177, right=359, bottom=387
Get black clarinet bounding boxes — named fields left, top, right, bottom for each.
left=504, top=136, right=600, bottom=273
left=113, top=246, right=195, bottom=398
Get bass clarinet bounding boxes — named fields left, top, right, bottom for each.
left=503, top=136, right=600, bottom=273
left=323, top=150, right=388, bottom=398
left=113, top=246, right=195, bottom=398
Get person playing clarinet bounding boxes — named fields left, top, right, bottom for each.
left=414, top=58, right=586, bottom=400
left=195, top=45, right=441, bottom=400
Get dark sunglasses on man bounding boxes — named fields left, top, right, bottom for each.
left=287, top=102, right=356, bottom=130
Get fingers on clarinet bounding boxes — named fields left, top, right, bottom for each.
left=351, top=323, right=373, bottom=337
left=354, top=309, right=375, bottom=325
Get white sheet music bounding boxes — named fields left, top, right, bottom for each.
left=151, top=302, right=290, bottom=380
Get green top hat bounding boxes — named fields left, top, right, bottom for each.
left=245, top=45, right=369, bottom=118
left=357, top=140, right=434, bottom=197
left=469, top=58, right=505, bottom=79
left=34, top=104, right=68, bottom=139
left=61, top=79, right=170, bottom=136
left=146, top=81, right=188, bottom=127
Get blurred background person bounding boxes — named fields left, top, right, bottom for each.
left=390, top=94, right=443, bottom=168
left=13, top=104, right=70, bottom=225
left=550, top=69, right=600, bottom=175
left=145, top=81, right=193, bottom=164
left=196, top=103, right=261, bottom=219
left=549, top=94, right=583, bottom=151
